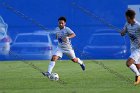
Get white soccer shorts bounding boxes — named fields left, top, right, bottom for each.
left=53, top=47, right=76, bottom=59
left=130, top=49, right=140, bottom=64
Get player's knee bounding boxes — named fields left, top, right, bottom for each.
left=136, top=64, right=140, bottom=69
left=126, top=58, right=134, bottom=67
left=71, top=58, right=78, bottom=63
left=126, top=61, right=129, bottom=67
left=51, top=55, right=58, bottom=61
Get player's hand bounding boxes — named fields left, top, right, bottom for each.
left=120, top=31, right=126, bottom=36
left=62, top=36, right=69, bottom=42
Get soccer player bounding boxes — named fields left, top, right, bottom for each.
left=42, top=16, right=85, bottom=78
left=121, top=9, right=140, bottom=85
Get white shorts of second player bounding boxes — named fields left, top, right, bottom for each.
left=130, top=48, right=140, bottom=64
left=53, top=47, right=76, bottom=59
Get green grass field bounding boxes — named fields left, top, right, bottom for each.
left=0, top=60, right=140, bottom=93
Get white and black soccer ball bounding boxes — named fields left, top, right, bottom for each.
left=49, top=73, right=59, bottom=81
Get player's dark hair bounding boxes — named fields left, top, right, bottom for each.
left=58, top=16, right=66, bottom=22
left=125, top=9, right=136, bottom=19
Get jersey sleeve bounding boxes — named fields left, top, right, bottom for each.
left=66, top=27, right=75, bottom=34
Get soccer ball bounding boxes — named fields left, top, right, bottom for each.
left=49, top=73, right=59, bottom=81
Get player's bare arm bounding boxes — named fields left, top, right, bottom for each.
left=67, top=33, right=76, bottom=38
left=62, top=33, right=76, bottom=42
left=120, top=29, right=126, bottom=36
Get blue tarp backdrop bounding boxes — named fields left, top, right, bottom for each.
left=0, top=0, right=140, bottom=60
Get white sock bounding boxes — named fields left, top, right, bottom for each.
left=129, top=64, right=140, bottom=76
left=48, top=61, right=55, bottom=74
left=77, top=58, right=83, bottom=65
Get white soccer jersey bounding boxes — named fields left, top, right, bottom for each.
left=123, top=20, right=140, bottom=50
left=55, top=26, right=75, bottom=50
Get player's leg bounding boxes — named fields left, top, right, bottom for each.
left=135, top=64, right=140, bottom=82
left=135, top=56, right=140, bottom=73
left=127, top=49, right=140, bottom=85
left=136, top=64, right=140, bottom=72
left=134, top=53, right=140, bottom=82
left=47, top=55, right=60, bottom=74
left=126, top=58, right=140, bottom=76
left=42, top=55, right=60, bottom=77
left=64, top=49, right=85, bottom=71
left=71, top=58, right=85, bottom=71
left=42, top=48, right=62, bottom=77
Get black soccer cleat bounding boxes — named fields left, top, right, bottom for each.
left=42, top=72, right=51, bottom=78
left=80, top=64, right=85, bottom=71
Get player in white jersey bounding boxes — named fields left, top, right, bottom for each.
left=42, top=17, right=85, bottom=78
left=121, top=9, right=140, bottom=85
